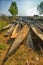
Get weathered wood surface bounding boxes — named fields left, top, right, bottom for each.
left=1, top=24, right=30, bottom=65
left=11, top=24, right=21, bottom=38
left=24, top=32, right=34, bottom=50
left=4, top=24, right=15, bottom=36
left=31, top=24, right=43, bottom=41
left=2, top=24, right=12, bottom=30
left=20, top=20, right=25, bottom=26
left=7, top=24, right=30, bottom=55
left=30, top=27, right=43, bottom=52
left=34, top=23, right=43, bottom=30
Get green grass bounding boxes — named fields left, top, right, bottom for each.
left=0, top=21, right=9, bottom=30
left=0, top=21, right=8, bottom=29
left=0, top=44, right=6, bottom=50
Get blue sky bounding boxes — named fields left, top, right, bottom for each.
left=0, top=0, right=43, bottom=16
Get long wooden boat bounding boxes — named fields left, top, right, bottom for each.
left=2, top=24, right=12, bottom=30
left=34, top=23, right=43, bottom=31
left=30, top=26, right=43, bottom=52
left=2, top=24, right=30, bottom=65
left=4, top=24, right=15, bottom=37
left=11, top=24, right=22, bottom=38
left=31, top=24, right=43, bottom=41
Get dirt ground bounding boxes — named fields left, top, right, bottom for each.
left=0, top=30, right=43, bottom=65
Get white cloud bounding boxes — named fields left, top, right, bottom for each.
left=25, top=7, right=38, bottom=16
left=18, top=7, right=39, bottom=16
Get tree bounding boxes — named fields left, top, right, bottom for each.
left=8, top=1, right=18, bottom=16
left=37, top=1, right=43, bottom=15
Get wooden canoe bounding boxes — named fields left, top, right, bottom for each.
left=4, top=24, right=15, bottom=36
left=11, top=24, right=21, bottom=38
left=31, top=24, right=43, bottom=41
left=1, top=24, right=30, bottom=65
left=34, top=23, right=43, bottom=30
left=2, top=24, right=12, bottom=30
left=7, top=24, right=30, bottom=55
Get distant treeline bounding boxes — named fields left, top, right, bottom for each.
left=0, top=15, right=43, bottom=22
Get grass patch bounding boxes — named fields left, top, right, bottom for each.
left=0, top=21, right=9, bottom=30
left=0, top=44, right=6, bottom=50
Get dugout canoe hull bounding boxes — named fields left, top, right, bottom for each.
left=4, top=24, right=15, bottom=37
left=2, top=24, right=30, bottom=65
left=11, top=23, right=22, bottom=38
left=31, top=24, right=43, bottom=41
left=2, top=24, right=12, bottom=30
left=34, top=23, right=43, bottom=31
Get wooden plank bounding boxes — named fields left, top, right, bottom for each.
left=11, top=24, right=21, bottom=38
left=31, top=24, right=43, bottom=41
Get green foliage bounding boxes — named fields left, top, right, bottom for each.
left=8, top=1, right=18, bottom=16
left=37, top=1, right=43, bottom=15
left=0, top=44, right=6, bottom=50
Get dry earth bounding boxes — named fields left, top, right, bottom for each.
left=0, top=30, right=43, bottom=65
